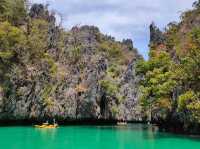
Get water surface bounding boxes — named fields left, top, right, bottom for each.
left=0, top=124, right=199, bottom=149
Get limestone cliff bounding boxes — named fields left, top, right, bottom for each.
left=0, top=9, right=142, bottom=122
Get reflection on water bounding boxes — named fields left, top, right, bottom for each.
left=0, top=124, right=199, bottom=149
left=35, top=127, right=57, bottom=140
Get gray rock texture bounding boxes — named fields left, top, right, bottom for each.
left=0, top=25, right=143, bottom=122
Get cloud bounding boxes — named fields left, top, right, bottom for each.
left=30, top=0, right=196, bottom=59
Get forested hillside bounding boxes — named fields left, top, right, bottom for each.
left=0, top=0, right=142, bottom=123
left=137, top=0, right=200, bottom=134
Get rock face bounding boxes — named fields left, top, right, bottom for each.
left=149, top=22, right=165, bottom=46
left=119, top=58, right=142, bottom=121
left=0, top=24, right=142, bottom=122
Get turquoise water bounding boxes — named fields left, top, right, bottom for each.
left=0, top=124, right=200, bottom=149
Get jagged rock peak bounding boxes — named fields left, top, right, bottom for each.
left=71, top=25, right=100, bottom=33
left=149, top=22, right=165, bottom=45
left=122, top=39, right=133, bottom=49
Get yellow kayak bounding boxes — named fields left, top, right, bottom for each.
left=34, top=124, right=58, bottom=128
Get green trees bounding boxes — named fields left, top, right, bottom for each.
left=0, top=0, right=27, bottom=25
left=0, top=21, right=26, bottom=66
left=99, top=40, right=123, bottom=60
left=100, top=80, right=119, bottom=97
left=0, top=21, right=26, bottom=101
left=178, top=91, right=200, bottom=123
left=137, top=27, right=200, bottom=129
left=136, top=50, right=176, bottom=121
left=0, top=21, right=25, bottom=51
left=175, top=28, right=200, bottom=127
left=137, top=1, right=200, bottom=132
left=27, top=19, right=49, bottom=59
left=0, top=0, right=8, bottom=19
